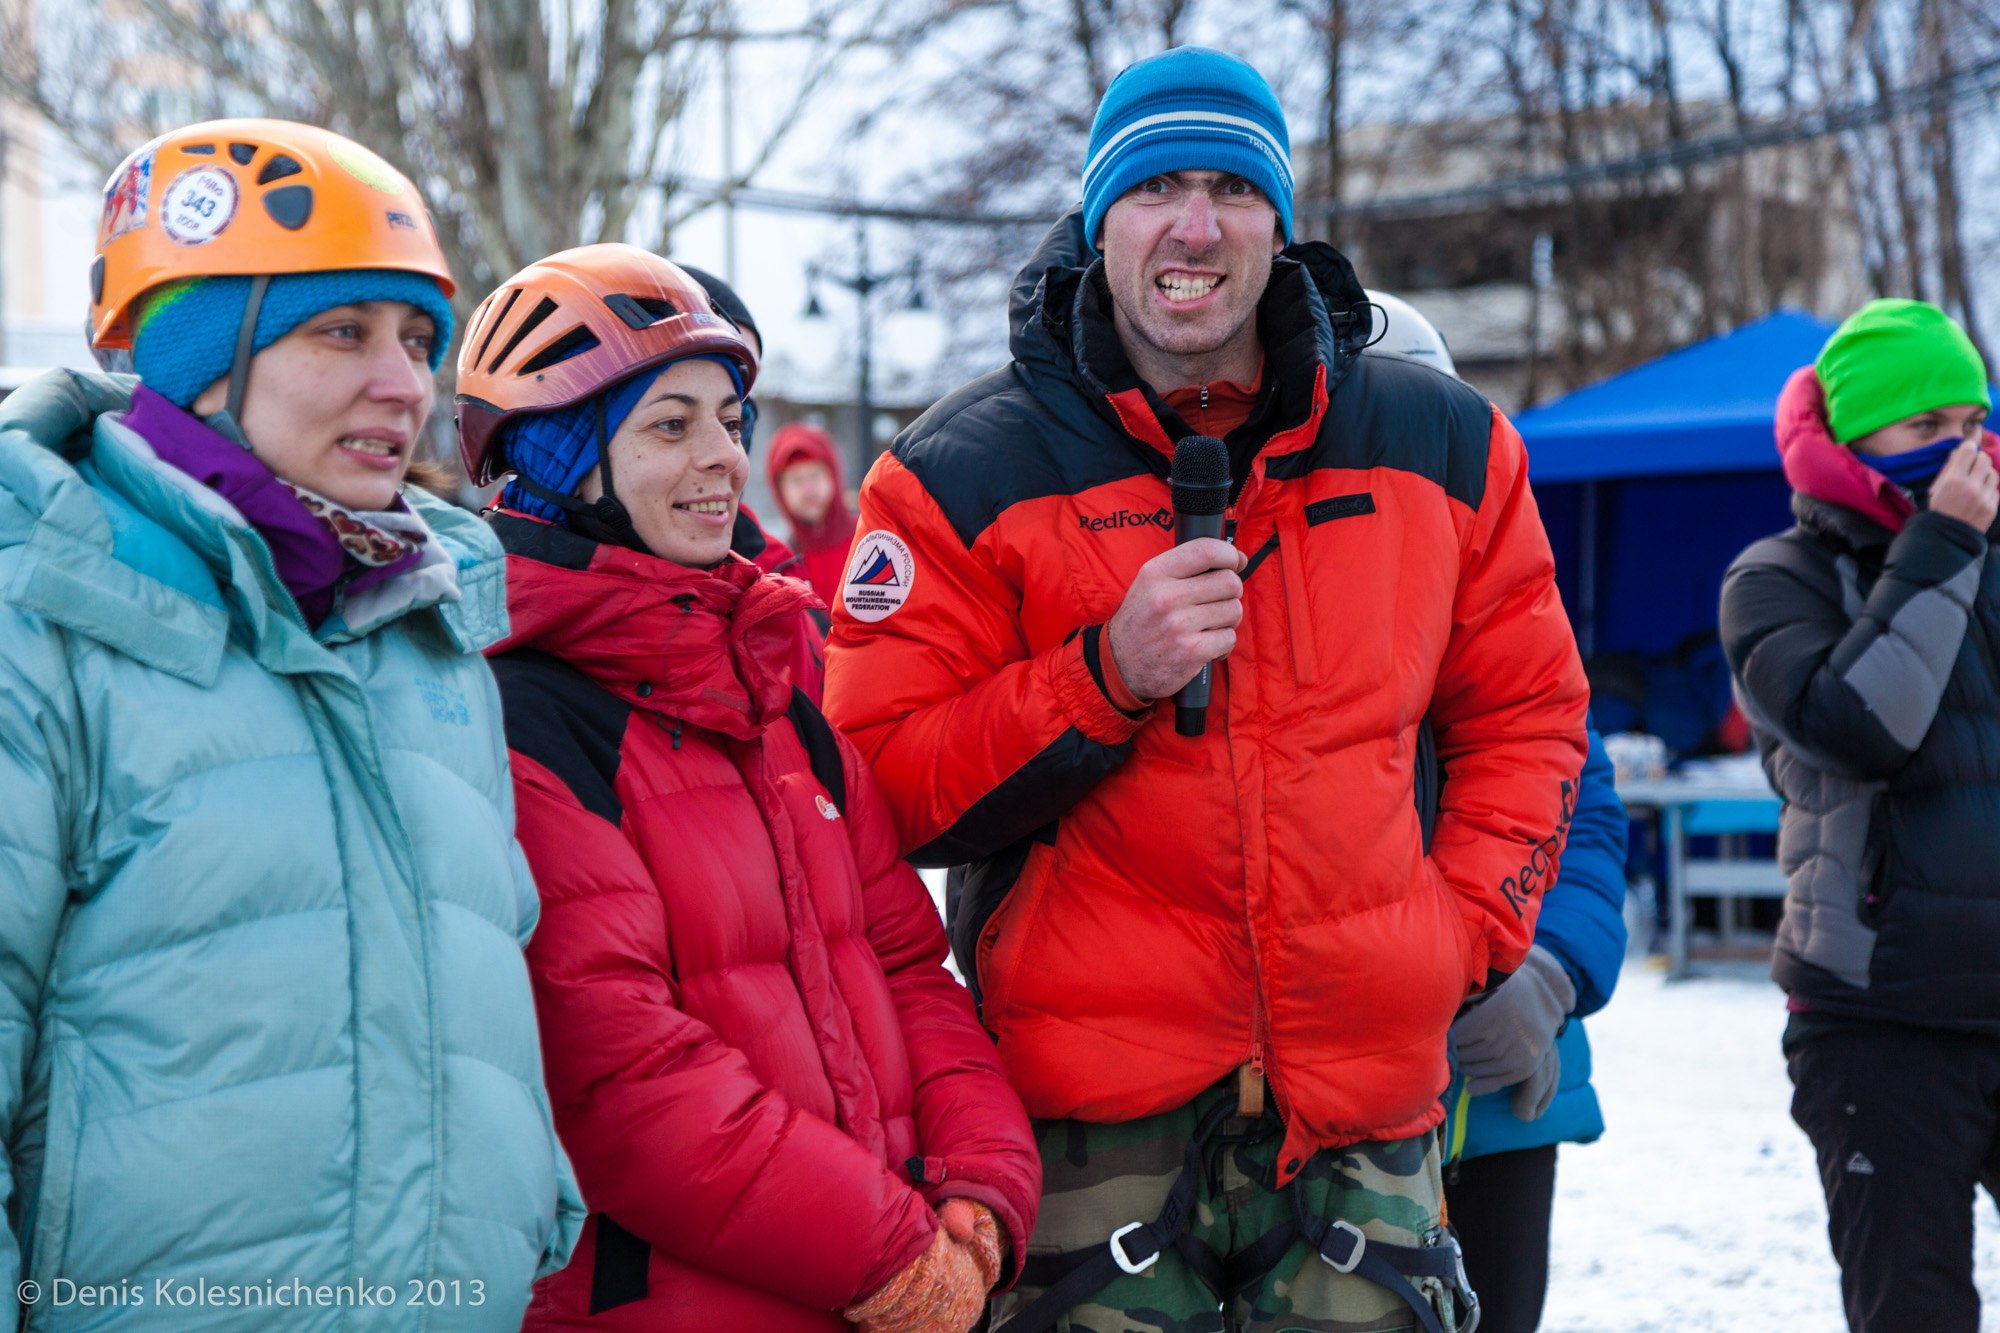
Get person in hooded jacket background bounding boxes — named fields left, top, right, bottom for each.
left=1720, top=298, right=1999, bottom=1332
left=766, top=420, right=859, bottom=605
left=0, top=119, right=582, bottom=1329
left=454, top=242, right=1040, bottom=1333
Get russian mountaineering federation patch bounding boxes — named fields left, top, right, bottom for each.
left=842, top=530, right=915, bottom=623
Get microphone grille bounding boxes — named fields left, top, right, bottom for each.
left=1170, top=434, right=1230, bottom=515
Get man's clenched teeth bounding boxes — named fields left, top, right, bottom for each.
left=1157, top=274, right=1221, bottom=304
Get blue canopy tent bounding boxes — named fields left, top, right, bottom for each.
left=1517, top=310, right=1835, bottom=750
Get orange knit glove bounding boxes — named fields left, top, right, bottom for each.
left=843, top=1222, right=986, bottom=1333
left=937, top=1199, right=1008, bottom=1291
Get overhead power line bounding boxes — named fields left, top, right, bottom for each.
left=669, top=53, right=2000, bottom=228
left=1301, top=50, right=2000, bottom=221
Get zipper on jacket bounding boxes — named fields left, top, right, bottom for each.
left=1274, top=522, right=1319, bottom=687
left=657, top=715, right=683, bottom=749
left=906, top=1155, right=947, bottom=1187
left=1216, top=658, right=1284, bottom=1143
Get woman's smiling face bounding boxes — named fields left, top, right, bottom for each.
left=577, top=358, right=748, bottom=566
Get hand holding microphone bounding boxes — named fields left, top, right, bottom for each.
left=1105, top=435, right=1242, bottom=735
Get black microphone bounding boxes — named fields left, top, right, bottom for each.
left=1170, top=434, right=1232, bottom=737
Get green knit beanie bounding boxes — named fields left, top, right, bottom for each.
left=1815, top=298, right=1990, bottom=444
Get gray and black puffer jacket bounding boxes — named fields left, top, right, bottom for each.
left=1721, top=371, right=2000, bottom=1030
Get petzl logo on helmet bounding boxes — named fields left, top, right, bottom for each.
left=103, top=151, right=153, bottom=242
left=843, top=530, right=915, bottom=623
left=159, top=166, right=239, bottom=245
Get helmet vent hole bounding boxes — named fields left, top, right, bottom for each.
left=488, top=296, right=560, bottom=373
left=257, top=155, right=304, bottom=185
left=605, top=293, right=675, bottom=330
left=263, top=185, right=314, bottom=230
left=472, top=287, right=521, bottom=369
left=183, top=143, right=216, bottom=156
left=228, top=142, right=257, bottom=166
left=518, top=326, right=603, bottom=375
left=90, top=257, right=105, bottom=305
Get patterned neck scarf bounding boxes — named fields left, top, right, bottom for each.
left=280, top=482, right=428, bottom=567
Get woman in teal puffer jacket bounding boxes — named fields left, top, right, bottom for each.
left=0, top=120, right=582, bottom=1331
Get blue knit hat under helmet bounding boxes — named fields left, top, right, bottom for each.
left=1080, top=47, right=1295, bottom=253
left=498, top=354, right=747, bottom=523
left=131, top=269, right=455, bottom=409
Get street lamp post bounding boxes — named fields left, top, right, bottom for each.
left=805, top=219, right=922, bottom=467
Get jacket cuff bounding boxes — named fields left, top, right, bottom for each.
left=1089, top=625, right=1152, bottom=714
left=1055, top=631, right=1151, bottom=744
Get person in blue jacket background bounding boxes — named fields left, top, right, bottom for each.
left=1445, top=726, right=1629, bottom=1333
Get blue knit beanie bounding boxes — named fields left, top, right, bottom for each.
left=499, top=355, right=746, bottom=522
left=132, top=269, right=455, bottom=409
left=1081, top=47, right=1294, bottom=252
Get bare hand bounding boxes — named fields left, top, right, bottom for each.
left=1106, top=539, right=1246, bottom=702
left=1929, top=440, right=1999, bottom=533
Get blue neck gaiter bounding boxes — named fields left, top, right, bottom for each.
left=1869, top=436, right=1965, bottom=489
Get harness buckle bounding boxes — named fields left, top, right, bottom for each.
left=1109, top=1222, right=1160, bottom=1275
left=1316, top=1219, right=1367, bottom=1274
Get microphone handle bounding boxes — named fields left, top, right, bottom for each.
left=1172, top=508, right=1228, bottom=737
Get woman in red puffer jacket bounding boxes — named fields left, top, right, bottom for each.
left=455, top=243, right=1039, bottom=1333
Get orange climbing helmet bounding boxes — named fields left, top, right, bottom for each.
left=453, top=243, right=759, bottom=486
left=90, top=118, right=453, bottom=351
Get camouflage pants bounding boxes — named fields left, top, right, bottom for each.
left=987, top=1082, right=1460, bottom=1333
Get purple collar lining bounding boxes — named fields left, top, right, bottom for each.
left=118, top=385, right=421, bottom=628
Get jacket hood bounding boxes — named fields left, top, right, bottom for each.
left=489, top=513, right=815, bottom=740
left=1777, top=365, right=2000, bottom=538
left=1005, top=207, right=1372, bottom=454
left=764, top=422, right=854, bottom=547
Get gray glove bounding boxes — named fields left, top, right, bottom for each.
left=1510, top=1042, right=1561, bottom=1122
left=1450, top=944, right=1575, bottom=1119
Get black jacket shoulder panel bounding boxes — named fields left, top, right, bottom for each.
left=891, top=363, right=1157, bottom=550
left=490, top=648, right=632, bottom=827
left=1267, top=353, right=1493, bottom=511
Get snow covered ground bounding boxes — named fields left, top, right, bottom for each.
left=917, top=870, right=2000, bottom=1330
left=1545, top=958, right=2000, bottom=1332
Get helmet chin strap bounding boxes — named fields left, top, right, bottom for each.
left=511, top=396, right=653, bottom=555
left=201, top=273, right=271, bottom=450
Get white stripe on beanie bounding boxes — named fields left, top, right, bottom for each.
left=1083, top=110, right=1295, bottom=192
left=1083, top=125, right=1294, bottom=199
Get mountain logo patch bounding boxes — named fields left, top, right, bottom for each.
left=843, top=531, right=915, bottom=622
